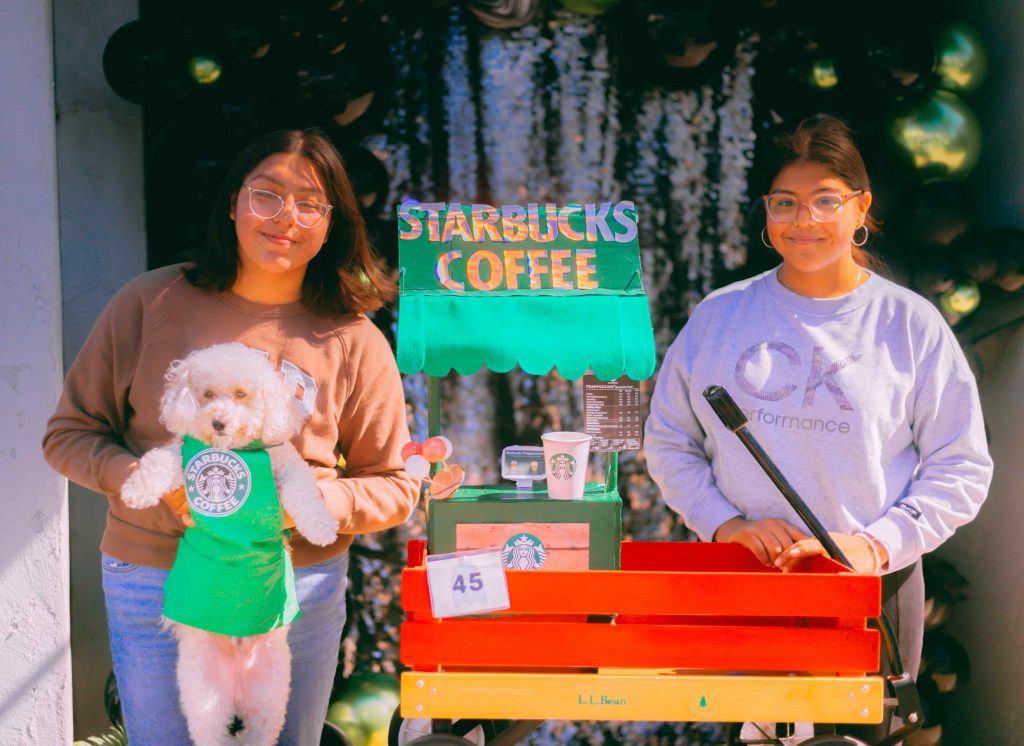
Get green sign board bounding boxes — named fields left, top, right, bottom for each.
left=395, top=199, right=655, bottom=380
left=398, top=201, right=643, bottom=295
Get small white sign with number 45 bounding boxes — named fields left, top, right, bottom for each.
left=424, top=547, right=511, bottom=618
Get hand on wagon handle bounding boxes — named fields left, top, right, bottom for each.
left=774, top=531, right=888, bottom=575
left=713, top=516, right=808, bottom=567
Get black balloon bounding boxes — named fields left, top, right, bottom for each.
left=288, top=27, right=394, bottom=140
left=895, top=183, right=978, bottom=249
left=616, top=0, right=737, bottom=91
left=922, top=554, right=969, bottom=620
left=921, top=629, right=971, bottom=685
left=860, top=28, right=936, bottom=97
left=561, top=0, right=625, bottom=14
left=103, top=21, right=150, bottom=103
left=981, top=228, right=1024, bottom=293
left=466, top=0, right=541, bottom=29
left=341, top=146, right=390, bottom=218
left=103, top=21, right=190, bottom=104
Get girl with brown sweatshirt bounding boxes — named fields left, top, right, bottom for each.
left=43, top=128, right=419, bottom=745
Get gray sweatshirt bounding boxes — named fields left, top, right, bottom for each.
left=645, top=268, right=993, bottom=573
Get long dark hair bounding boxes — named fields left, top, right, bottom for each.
left=185, top=128, right=396, bottom=315
left=765, top=114, right=881, bottom=270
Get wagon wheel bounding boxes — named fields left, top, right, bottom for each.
left=320, top=720, right=354, bottom=746
left=724, top=721, right=788, bottom=745
left=388, top=707, right=495, bottom=746
left=724, top=724, right=870, bottom=745
left=406, top=736, right=480, bottom=746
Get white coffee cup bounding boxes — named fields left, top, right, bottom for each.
left=541, top=431, right=592, bottom=500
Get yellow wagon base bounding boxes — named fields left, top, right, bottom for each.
left=400, top=671, right=884, bottom=725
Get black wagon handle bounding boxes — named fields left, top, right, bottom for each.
left=702, top=385, right=854, bottom=568
left=702, top=385, right=923, bottom=744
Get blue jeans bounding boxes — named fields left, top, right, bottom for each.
left=102, top=551, right=349, bottom=746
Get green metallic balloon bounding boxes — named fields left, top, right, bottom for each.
left=807, top=57, right=839, bottom=90
left=188, top=55, right=222, bottom=85
left=561, top=0, right=624, bottom=14
left=939, top=279, right=981, bottom=317
left=934, top=22, right=988, bottom=93
left=326, top=673, right=400, bottom=746
left=885, top=90, right=982, bottom=183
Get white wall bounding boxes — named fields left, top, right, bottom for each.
left=0, top=1, right=73, bottom=743
left=941, top=4, right=1024, bottom=744
left=962, top=5, right=1024, bottom=227
left=52, top=0, right=147, bottom=737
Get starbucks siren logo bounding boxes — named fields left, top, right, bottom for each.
left=548, top=452, right=577, bottom=481
left=184, top=448, right=252, bottom=517
left=501, top=533, right=548, bottom=570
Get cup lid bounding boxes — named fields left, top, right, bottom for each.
left=541, top=431, right=592, bottom=444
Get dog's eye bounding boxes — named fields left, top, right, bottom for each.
left=203, top=390, right=214, bottom=399
left=234, top=390, right=247, bottom=399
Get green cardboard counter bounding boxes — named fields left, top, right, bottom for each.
left=427, top=484, right=622, bottom=570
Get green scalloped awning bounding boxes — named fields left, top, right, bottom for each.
left=394, top=201, right=656, bottom=381
left=397, top=292, right=656, bottom=380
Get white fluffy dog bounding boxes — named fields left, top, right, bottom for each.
left=121, top=342, right=340, bottom=746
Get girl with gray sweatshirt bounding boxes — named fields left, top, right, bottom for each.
left=645, top=115, right=992, bottom=704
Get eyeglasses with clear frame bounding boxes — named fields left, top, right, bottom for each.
left=244, top=185, right=333, bottom=229
left=763, top=190, right=864, bottom=223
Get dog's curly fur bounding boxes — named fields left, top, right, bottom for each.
left=120, top=343, right=339, bottom=746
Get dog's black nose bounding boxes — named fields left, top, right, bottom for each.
left=212, top=419, right=225, bottom=432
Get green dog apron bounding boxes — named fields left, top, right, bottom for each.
left=162, top=435, right=300, bottom=636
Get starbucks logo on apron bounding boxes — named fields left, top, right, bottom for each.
left=184, top=448, right=252, bottom=517
left=501, top=533, right=548, bottom=570
left=548, top=453, right=577, bottom=480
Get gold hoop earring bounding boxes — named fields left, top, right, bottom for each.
left=852, top=225, right=869, bottom=247
left=761, top=227, right=774, bottom=249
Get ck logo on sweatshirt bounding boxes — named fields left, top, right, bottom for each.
left=185, top=448, right=251, bottom=517
left=734, top=341, right=862, bottom=411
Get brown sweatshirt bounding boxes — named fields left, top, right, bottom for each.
left=43, top=264, right=420, bottom=568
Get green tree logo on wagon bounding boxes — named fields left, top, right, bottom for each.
left=502, top=533, right=548, bottom=570
left=549, top=453, right=577, bottom=480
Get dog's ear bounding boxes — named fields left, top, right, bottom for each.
left=258, top=370, right=302, bottom=444
left=159, top=358, right=198, bottom=436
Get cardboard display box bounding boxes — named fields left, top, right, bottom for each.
left=427, top=484, right=621, bottom=570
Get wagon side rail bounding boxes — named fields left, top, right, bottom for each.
left=400, top=540, right=881, bottom=676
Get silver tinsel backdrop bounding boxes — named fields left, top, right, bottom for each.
left=366, top=3, right=755, bottom=478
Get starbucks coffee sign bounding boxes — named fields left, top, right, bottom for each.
left=397, top=201, right=641, bottom=294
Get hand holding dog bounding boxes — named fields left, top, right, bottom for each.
left=158, top=487, right=298, bottom=531
left=271, top=443, right=338, bottom=545
left=161, top=486, right=195, bottom=528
